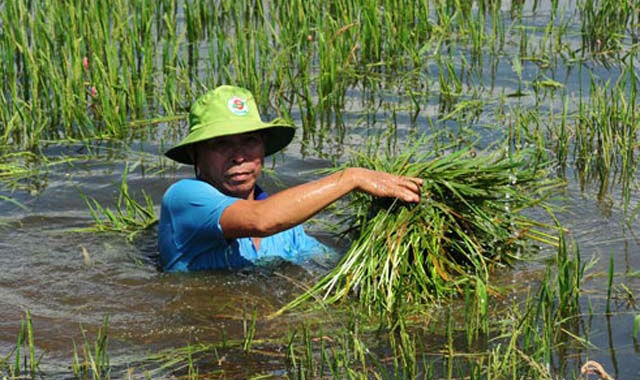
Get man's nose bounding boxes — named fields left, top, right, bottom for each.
left=229, top=144, right=247, bottom=163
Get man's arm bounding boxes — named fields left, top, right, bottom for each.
left=219, top=168, right=423, bottom=238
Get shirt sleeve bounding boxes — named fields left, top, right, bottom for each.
left=158, top=179, right=238, bottom=271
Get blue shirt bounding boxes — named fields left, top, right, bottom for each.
left=158, top=178, right=331, bottom=272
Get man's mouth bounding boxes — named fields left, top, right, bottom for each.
left=226, top=171, right=251, bottom=180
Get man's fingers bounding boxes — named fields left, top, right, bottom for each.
left=399, top=176, right=422, bottom=193
left=359, top=169, right=423, bottom=203
left=394, top=176, right=422, bottom=203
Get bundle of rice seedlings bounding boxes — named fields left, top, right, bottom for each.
left=277, top=140, right=562, bottom=317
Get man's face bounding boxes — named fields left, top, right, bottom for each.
left=194, top=132, right=265, bottom=199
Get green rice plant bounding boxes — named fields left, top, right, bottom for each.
left=462, top=0, right=487, bottom=61
left=0, top=311, right=42, bottom=378
left=606, top=251, right=615, bottom=314
left=527, top=233, right=594, bottom=371
left=147, top=343, right=224, bottom=378
left=79, top=166, right=157, bottom=240
left=574, top=63, right=640, bottom=212
left=312, top=9, right=356, bottom=150
left=286, top=328, right=314, bottom=379
left=554, top=95, right=571, bottom=174
left=555, top=232, right=585, bottom=319
left=0, top=0, right=193, bottom=149
left=580, top=0, right=638, bottom=54
left=471, top=233, right=590, bottom=379
left=284, top=321, right=379, bottom=379
left=0, top=0, right=571, bottom=157
left=242, top=308, right=258, bottom=353
left=436, top=55, right=463, bottom=116
left=277, top=138, right=562, bottom=321
left=72, top=317, right=111, bottom=380
left=148, top=335, right=286, bottom=378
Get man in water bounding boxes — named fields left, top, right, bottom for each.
left=158, top=85, right=423, bottom=271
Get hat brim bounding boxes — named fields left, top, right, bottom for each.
left=165, top=119, right=295, bottom=165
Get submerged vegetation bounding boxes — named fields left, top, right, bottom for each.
left=1, top=0, right=640, bottom=378
left=79, top=166, right=158, bottom=240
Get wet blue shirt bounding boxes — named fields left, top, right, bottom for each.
left=158, top=178, right=331, bottom=272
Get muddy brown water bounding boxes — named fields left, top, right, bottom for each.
left=1, top=147, right=639, bottom=378
left=0, top=151, right=347, bottom=377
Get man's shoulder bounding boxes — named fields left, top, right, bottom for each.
left=167, top=178, right=216, bottom=194
left=163, top=178, right=226, bottom=204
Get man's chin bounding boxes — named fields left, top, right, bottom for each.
left=224, top=183, right=255, bottom=199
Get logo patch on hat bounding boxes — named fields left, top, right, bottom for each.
left=227, top=96, right=249, bottom=116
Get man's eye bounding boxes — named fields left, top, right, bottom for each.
left=244, top=135, right=262, bottom=144
left=207, top=141, right=229, bottom=150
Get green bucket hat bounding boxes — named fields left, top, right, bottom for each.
left=165, top=85, right=295, bottom=165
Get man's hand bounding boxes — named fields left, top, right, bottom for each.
left=346, top=168, right=423, bottom=203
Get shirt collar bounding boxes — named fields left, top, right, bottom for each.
left=254, top=184, right=268, bottom=200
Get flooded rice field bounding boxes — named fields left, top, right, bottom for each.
left=2, top=145, right=639, bottom=378
left=1, top=0, right=640, bottom=378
